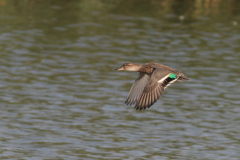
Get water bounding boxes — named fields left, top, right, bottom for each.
left=0, top=0, right=240, bottom=159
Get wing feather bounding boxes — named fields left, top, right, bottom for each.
left=125, top=73, right=151, bottom=106
left=134, top=68, right=178, bottom=110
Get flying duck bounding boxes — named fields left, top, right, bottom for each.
left=115, top=62, right=190, bottom=110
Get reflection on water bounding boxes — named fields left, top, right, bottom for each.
left=0, top=0, right=240, bottom=159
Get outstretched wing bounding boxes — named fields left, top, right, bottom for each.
left=134, top=68, right=178, bottom=110
left=125, top=73, right=151, bottom=106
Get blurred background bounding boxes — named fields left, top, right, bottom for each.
left=0, top=0, right=240, bottom=159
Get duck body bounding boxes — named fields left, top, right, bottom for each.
left=115, top=62, right=190, bottom=110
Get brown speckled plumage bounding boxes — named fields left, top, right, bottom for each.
left=115, top=62, right=190, bottom=110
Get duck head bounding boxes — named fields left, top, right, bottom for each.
left=114, top=63, right=141, bottom=71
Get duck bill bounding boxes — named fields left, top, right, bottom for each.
left=114, top=66, right=124, bottom=71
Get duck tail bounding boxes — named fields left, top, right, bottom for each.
left=178, top=74, right=190, bottom=82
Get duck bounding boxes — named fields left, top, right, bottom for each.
left=114, top=62, right=190, bottom=110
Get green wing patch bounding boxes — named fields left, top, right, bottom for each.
left=169, top=73, right=177, bottom=79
